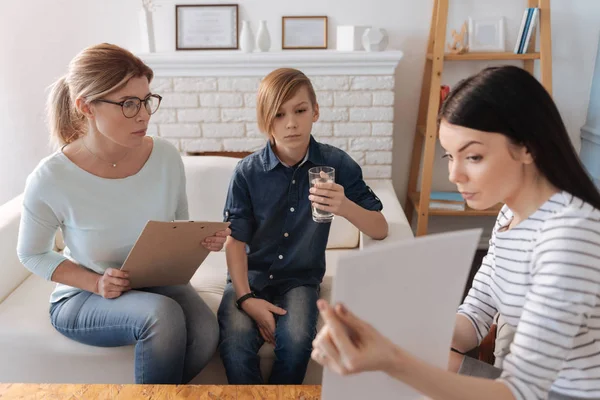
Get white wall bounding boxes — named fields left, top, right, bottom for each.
left=1, top=0, right=599, bottom=222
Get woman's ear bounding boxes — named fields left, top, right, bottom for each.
left=75, top=98, right=94, bottom=119
left=518, top=145, right=535, bottom=165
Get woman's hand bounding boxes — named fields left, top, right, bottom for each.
left=311, top=300, right=400, bottom=376
left=95, top=268, right=131, bottom=299
left=202, top=225, right=231, bottom=252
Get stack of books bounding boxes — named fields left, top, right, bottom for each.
left=514, top=8, right=539, bottom=54
left=429, top=191, right=466, bottom=211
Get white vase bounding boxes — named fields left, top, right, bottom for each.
left=240, top=21, right=255, bottom=53
left=256, top=20, right=271, bottom=52
left=362, top=28, right=389, bottom=52
left=139, top=8, right=156, bottom=52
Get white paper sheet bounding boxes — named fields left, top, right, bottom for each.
left=322, top=229, right=482, bottom=400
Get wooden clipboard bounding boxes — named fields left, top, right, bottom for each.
left=121, top=220, right=229, bottom=289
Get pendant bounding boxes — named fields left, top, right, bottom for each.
left=112, top=164, right=117, bottom=168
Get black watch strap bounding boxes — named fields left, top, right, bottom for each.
left=236, top=292, right=257, bottom=310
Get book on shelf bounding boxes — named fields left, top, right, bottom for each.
left=514, top=8, right=539, bottom=54
left=428, top=191, right=466, bottom=211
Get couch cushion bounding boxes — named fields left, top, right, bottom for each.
left=182, top=156, right=359, bottom=249
left=0, top=275, right=135, bottom=383
left=0, top=194, right=31, bottom=303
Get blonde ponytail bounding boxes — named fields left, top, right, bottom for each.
left=46, top=43, right=154, bottom=148
left=47, top=76, right=86, bottom=147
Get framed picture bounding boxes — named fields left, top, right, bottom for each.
left=282, top=16, right=328, bottom=49
left=468, top=17, right=505, bottom=52
left=176, top=4, right=239, bottom=50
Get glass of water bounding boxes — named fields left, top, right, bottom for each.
left=308, top=166, right=335, bottom=223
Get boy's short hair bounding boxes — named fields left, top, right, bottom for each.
left=256, top=68, right=318, bottom=137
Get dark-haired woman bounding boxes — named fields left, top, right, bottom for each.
left=311, top=66, right=600, bottom=400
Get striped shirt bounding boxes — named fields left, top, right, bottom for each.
left=458, top=191, right=600, bottom=400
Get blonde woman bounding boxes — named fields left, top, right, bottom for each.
left=17, top=43, right=230, bottom=384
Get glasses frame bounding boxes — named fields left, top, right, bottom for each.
left=95, top=94, right=163, bottom=118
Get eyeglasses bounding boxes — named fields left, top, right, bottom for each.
left=95, top=94, right=162, bottom=118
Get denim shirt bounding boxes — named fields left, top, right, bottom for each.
left=223, top=135, right=383, bottom=293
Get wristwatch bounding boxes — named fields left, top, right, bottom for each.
left=236, top=292, right=257, bottom=310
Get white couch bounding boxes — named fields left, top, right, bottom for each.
left=0, top=155, right=413, bottom=384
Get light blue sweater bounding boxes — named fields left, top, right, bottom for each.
left=17, top=137, right=188, bottom=303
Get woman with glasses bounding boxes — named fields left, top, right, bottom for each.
left=16, top=43, right=230, bottom=384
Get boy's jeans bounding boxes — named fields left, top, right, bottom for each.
left=218, top=283, right=320, bottom=384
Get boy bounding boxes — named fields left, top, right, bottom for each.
left=218, top=68, right=388, bottom=384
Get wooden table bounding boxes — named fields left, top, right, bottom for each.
left=0, top=384, right=321, bottom=399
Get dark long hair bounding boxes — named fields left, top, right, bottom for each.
left=439, top=65, right=600, bottom=210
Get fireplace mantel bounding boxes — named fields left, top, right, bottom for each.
left=139, top=50, right=403, bottom=77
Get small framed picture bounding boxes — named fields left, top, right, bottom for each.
left=468, top=17, right=505, bottom=52
left=176, top=4, right=239, bottom=50
left=282, top=16, right=328, bottom=49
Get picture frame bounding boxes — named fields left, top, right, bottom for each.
left=468, top=17, right=505, bottom=52
left=176, top=4, right=239, bottom=50
left=282, top=16, right=328, bottom=50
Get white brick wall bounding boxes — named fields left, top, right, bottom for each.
left=160, top=123, right=201, bottom=138
left=316, top=91, right=333, bottom=107
left=150, top=75, right=396, bottom=179
left=334, top=92, right=372, bottom=107
left=246, top=123, right=262, bottom=137
left=312, top=122, right=333, bottom=137
left=173, top=78, right=217, bottom=92
left=334, top=122, right=370, bottom=137
left=311, top=76, right=349, bottom=91
left=218, top=78, right=261, bottom=92
left=182, top=138, right=222, bottom=152
left=222, top=108, right=257, bottom=122
left=178, top=108, right=220, bottom=122
left=244, top=93, right=257, bottom=107
left=372, top=122, right=394, bottom=136
left=372, top=91, right=395, bottom=106
left=161, top=93, right=198, bottom=108
left=151, top=78, right=173, bottom=93
left=366, top=151, right=393, bottom=165
left=223, top=138, right=265, bottom=152
left=319, top=108, right=349, bottom=122
left=202, top=123, right=245, bottom=138
left=200, top=93, right=243, bottom=108
left=350, top=76, right=395, bottom=90
left=349, top=107, right=394, bottom=122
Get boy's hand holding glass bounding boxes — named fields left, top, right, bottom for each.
left=309, top=171, right=350, bottom=218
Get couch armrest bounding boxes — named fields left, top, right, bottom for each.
left=0, top=194, right=31, bottom=303
left=360, top=180, right=413, bottom=250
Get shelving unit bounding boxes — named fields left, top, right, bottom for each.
left=405, top=0, right=553, bottom=236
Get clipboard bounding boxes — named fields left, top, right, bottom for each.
left=121, top=220, right=229, bottom=289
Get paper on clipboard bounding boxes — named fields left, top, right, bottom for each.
left=121, top=220, right=229, bottom=288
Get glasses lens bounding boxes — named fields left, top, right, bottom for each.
left=145, top=95, right=161, bottom=115
left=122, top=98, right=141, bottom=118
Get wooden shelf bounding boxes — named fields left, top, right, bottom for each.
left=427, top=52, right=541, bottom=61
left=409, top=192, right=502, bottom=217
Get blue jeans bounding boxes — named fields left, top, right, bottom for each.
left=49, top=284, right=219, bottom=384
left=217, top=283, right=320, bottom=384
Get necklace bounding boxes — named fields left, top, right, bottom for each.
left=81, top=139, right=131, bottom=168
